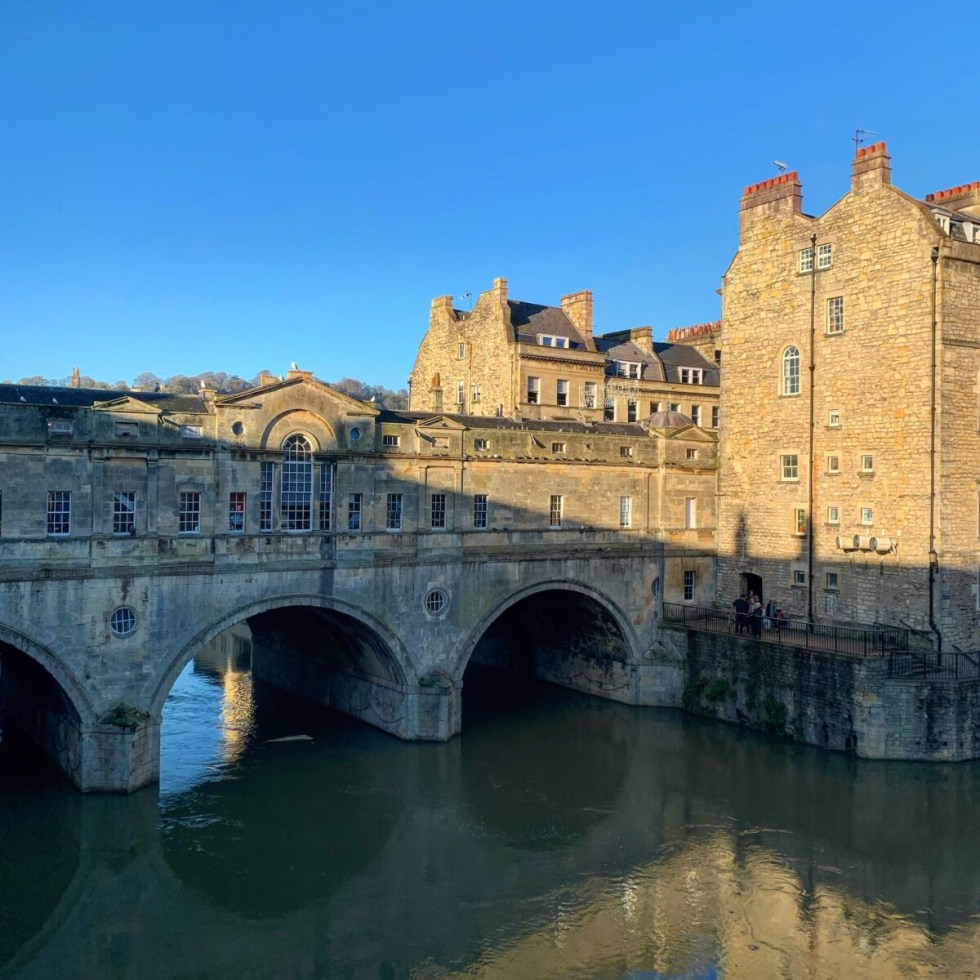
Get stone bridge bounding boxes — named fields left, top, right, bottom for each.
left=0, top=530, right=679, bottom=791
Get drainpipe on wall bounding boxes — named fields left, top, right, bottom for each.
left=808, top=233, right=817, bottom=626
left=929, top=246, right=943, bottom=654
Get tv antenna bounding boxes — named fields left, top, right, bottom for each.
left=854, top=128, right=878, bottom=153
left=772, top=160, right=788, bottom=173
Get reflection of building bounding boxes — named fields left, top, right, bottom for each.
left=410, top=277, right=719, bottom=428
left=719, top=144, right=980, bottom=646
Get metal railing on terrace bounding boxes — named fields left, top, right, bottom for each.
left=664, top=603, right=980, bottom=680
left=663, top=602, right=907, bottom=658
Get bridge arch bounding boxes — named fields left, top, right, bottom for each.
left=456, top=579, right=641, bottom=704
left=0, top=623, right=96, bottom=725
left=149, top=594, right=418, bottom=734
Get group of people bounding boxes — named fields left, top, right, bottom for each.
left=732, top=594, right=786, bottom=638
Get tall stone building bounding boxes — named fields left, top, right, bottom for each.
left=409, top=277, right=719, bottom=429
left=718, top=143, right=980, bottom=648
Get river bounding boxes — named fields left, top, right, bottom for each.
left=2, top=627, right=980, bottom=979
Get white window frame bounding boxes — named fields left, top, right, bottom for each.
left=828, top=409, right=841, bottom=427
left=280, top=434, right=313, bottom=532
left=711, top=406, right=720, bottom=428
left=386, top=493, right=403, bottom=531
left=47, top=490, right=71, bottom=537
left=549, top=494, right=563, bottom=528
left=430, top=493, right=446, bottom=530
left=860, top=453, right=875, bottom=473
left=799, top=246, right=814, bottom=273
left=260, top=461, right=274, bottom=532
left=538, top=334, right=569, bottom=348
left=615, top=361, right=640, bottom=379
left=684, top=497, right=696, bottom=529
left=780, top=454, right=799, bottom=481
left=690, top=405, right=701, bottom=426
left=319, top=464, right=332, bottom=531
left=347, top=493, right=362, bottom=532
left=679, top=368, right=703, bottom=384
left=793, top=569, right=807, bottom=586
left=825, top=570, right=839, bottom=591
left=827, top=455, right=840, bottom=474
left=584, top=382, right=597, bottom=409
left=782, top=346, right=801, bottom=396
left=827, top=296, right=845, bottom=334
left=457, top=342, right=465, bottom=360
left=471, top=384, right=481, bottom=404
left=113, top=491, right=136, bottom=535
left=456, top=380, right=464, bottom=406
left=473, top=494, right=488, bottom=529
left=827, top=505, right=840, bottom=524
left=627, top=399, right=638, bottom=422
left=556, top=379, right=569, bottom=407
left=604, top=398, right=616, bottom=422
left=793, top=508, right=807, bottom=536
left=474, top=438, right=489, bottom=452
left=229, top=491, right=246, bottom=533
left=382, top=434, right=400, bottom=448
left=817, top=243, right=833, bottom=269
left=179, top=491, right=201, bottom=534
left=687, top=448, right=697, bottom=460
left=552, top=442, right=566, bottom=454
left=861, top=507, right=874, bottom=525
left=527, top=376, right=540, bottom=404
left=620, top=495, right=631, bottom=529
left=620, top=446, right=634, bottom=458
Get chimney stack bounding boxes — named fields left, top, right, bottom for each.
left=560, top=290, right=594, bottom=345
left=926, top=180, right=980, bottom=219
left=851, top=141, right=891, bottom=190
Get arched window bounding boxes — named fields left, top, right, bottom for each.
left=281, top=434, right=313, bottom=531
left=782, top=346, right=801, bottom=396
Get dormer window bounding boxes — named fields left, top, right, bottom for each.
left=538, top=335, right=569, bottom=348
left=679, top=368, right=703, bottom=384
left=615, top=361, right=640, bottom=379
left=47, top=419, right=73, bottom=434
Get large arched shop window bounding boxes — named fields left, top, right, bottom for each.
left=281, top=434, right=313, bottom=531
left=782, top=346, right=801, bottom=396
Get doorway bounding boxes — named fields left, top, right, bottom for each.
left=740, top=572, right=763, bottom=603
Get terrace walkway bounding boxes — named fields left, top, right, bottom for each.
left=662, top=603, right=979, bottom=681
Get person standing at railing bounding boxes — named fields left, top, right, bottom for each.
left=749, top=595, right=763, bottom=638
left=733, top=594, right=748, bottom=634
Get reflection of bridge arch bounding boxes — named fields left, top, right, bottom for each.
left=456, top=579, right=640, bottom=686
left=149, top=594, right=416, bottom=719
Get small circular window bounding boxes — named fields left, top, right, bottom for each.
left=424, top=590, right=448, bottom=615
left=231, top=421, right=244, bottom=436
left=110, top=607, right=138, bottom=637
left=349, top=427, right=362, bottom=443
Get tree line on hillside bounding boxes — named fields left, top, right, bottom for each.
left=7, top=371, right=409, bottom=410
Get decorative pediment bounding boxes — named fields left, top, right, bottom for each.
left=217, top=376, right=380, bottom=417
left=92, top=396, right=166, bottom=416
left=416, top=415, right=469, bottom=431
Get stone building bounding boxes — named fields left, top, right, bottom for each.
left=718, top=143, right=980, bottom=648
left=409, top=277, right=720, bottom=429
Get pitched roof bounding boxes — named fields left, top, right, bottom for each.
left=508, top=301, right=588, bottom=348
left=654, top=343, right=720, bottom=386
left=0, top=384, right=208, bottom=412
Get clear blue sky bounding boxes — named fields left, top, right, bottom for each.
left=2, top=1, right=978, bottom=391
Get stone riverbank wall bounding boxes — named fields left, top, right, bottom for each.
left=676, top=628, right=980, bottom=761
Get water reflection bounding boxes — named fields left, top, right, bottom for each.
left=3, top=632, right=980, bottom=978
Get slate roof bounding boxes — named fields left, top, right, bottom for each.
left=0, top=384, right=208, bottom=412
left=654, top=343, right=720, bottom=386
left=594, top=338, right=666, bottom=382
left=508, top=301, right=589, bottom=348
left=377, top=409, right=647, bottom=438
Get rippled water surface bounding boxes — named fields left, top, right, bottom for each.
left=3, top=629, right=980, bottom=979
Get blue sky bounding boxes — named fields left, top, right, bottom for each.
left=2, top=1, right=978, bottom=391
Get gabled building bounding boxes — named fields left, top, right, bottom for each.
left=718, top=143, right=980, bottom=648
left=409, top=277, right=719, bottom=429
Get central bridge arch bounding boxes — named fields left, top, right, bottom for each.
left=151, top=594, right=420, bottom=741
left=457, top=580, right=641, bottom=706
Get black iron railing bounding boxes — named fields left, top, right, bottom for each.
left=663, top=602, right=908, bottom=658
left=887, top=650, right=980, bottom=681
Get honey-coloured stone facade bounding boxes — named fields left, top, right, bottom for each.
left=719, top=143, right=980, bottom=648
